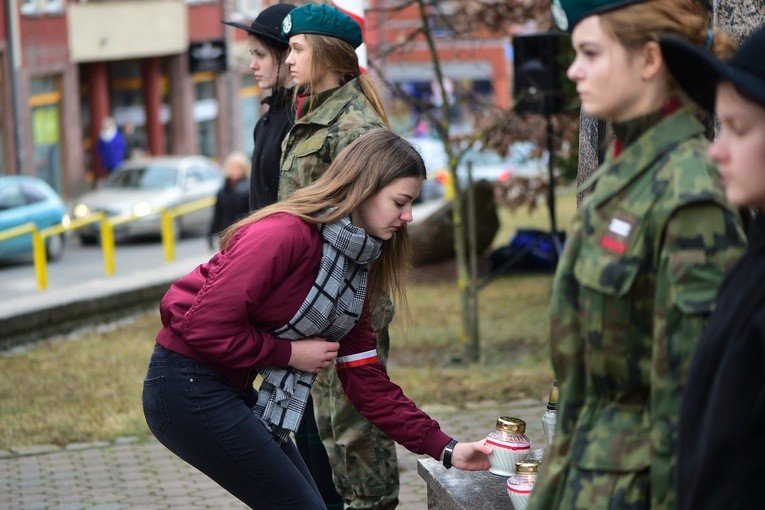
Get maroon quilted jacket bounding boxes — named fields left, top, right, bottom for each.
left=155, top=213, right=451, bottom=459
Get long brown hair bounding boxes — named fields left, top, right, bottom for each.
left=296, top=34, right=389, bottom=126
left=220, top=128, right=425, bottom=315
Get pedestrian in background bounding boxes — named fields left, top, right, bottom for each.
left=660, top=25, right=765, bottom=510
left=209, top=151, right=250, bottom=250
left=97, top=116, right=126, bottom=176
left=223, top=3, right=296, bottom=212
left=142, top=129, right=492, bottom=510
left=528, top=1, right=747, bottom=509
left=279, top=4, right=400, bottom=508
left=122, top=121, right=147, bottom=159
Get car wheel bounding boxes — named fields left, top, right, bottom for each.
left=173, top=218, right=183, bottom=241
left=79, top=234, right=98, bottom=246
left=45, top=234, right=66, bottom=261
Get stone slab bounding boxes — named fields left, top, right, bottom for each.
left=418, top=458, right=512, bottom=510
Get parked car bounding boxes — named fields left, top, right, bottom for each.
left=0, top=175, right=69, bottom=262
left=71, top=155, right=224, bottom=244
left=407, top=137, right=548, bottom=202
left=406, top=138, right=448, bottom=203
left=435, top=141, right=549, bottom=190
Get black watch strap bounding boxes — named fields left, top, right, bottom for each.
left=442, top=439, right=458, bottom=469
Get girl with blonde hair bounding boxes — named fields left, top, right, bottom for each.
left=142, top=130, right=492, bottom=510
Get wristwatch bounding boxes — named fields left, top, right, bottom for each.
left=442, top=439, right=458, bottom=469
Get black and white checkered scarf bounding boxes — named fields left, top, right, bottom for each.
left=253, top=214, right=382, bottom=442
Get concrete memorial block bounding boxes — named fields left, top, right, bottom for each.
left=409, top=180, right=500, bottom=266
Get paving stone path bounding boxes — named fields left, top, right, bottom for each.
left=1, top=399, right=546, bottom=509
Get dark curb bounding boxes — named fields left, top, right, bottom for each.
left=0, top=282, right=171, bottom=350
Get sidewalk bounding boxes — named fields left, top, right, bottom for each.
left=0, top=240, right=548, bottom=509
left=0, top=247, right=207, bottom=349
left=0, top=399, right=546, bottom=510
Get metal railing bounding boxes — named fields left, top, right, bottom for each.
left=0, top=222, right=48, bottom=290
left=0, top=197, right=215, bottom=291
left=160, top=197, right=216, bottom=262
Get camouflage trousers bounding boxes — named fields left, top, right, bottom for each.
left=553, top=466, right=650, bottom=509
left=312, top=322, right=400, bottom=510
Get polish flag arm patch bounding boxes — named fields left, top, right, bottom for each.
left=334, top=349, right=380, bottom=370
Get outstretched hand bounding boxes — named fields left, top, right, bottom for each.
left=288, top=338, right=339, bottom=373
left=451, top=441, right=493, bottom=471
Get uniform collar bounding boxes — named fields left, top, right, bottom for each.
left=297, top=86, right=338, bottom=119
left=296, top=78, right=363, bottom=125
left=611, top=97, right=682, bottom=157
left=581, top=107, right=704, bottom=203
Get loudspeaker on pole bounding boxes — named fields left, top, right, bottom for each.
left=512, top=32, right=571, bottom=116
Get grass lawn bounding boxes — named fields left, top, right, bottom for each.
left=0, top=187, right=576, bottom=450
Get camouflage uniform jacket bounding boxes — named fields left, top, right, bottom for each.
left=278, top=78, right=386, bottom=200
left=528, top=109, right=746, bottom=510
left=277, top=78, right=397, bottom=509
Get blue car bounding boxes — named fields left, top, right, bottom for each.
left=0, top=175, right=69, bottom=262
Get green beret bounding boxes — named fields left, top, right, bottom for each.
left=552, top=0, right=646, bottom=31
left=281, top=4, right=363, bottom=49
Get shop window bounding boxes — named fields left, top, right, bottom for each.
left=193, top=74, right=218, bottom=158
left=20, top=0, right=63, bottom=16
left=110, top=61, right=151, bottom=158
left=428, top=1, right=456, bottom=38
left=29, top=76, right=63, bottom=192
left=44, top=0, right=63, bottom=14
left=235, top=0, right=263, bottom=19
left=20, top=0, right=40, bottom=16
left=110, top=61, right=147, bottom=129
left=239, top=74, right=260, bottom=154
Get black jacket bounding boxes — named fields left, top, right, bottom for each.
left=250, top=87, right=293, bottom=211
left=210, top=178, right=250, bottom=237
left=678, top=213, right=765, bottom=510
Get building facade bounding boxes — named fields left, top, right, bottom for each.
left=366, top=0, right=516, bottom=137
left=0, top=0, right=264, bottom=199
left=0, top=0, right=522, bottom=198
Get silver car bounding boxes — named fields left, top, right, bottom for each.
left=72, top=155, right=224, bottom=244
left=407, top=138, right=548, bottom=203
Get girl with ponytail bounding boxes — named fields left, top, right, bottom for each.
left=277, top=4, right=399, bottom=509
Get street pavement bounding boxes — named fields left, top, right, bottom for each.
left=0, top=244, right=549, bottom=509
left=0, top=399, right=547, bottom=510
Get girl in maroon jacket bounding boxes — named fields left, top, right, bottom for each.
left=142, top=129, right=491, bottom=509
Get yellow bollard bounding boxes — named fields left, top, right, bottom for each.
left=0, top=223, right=49, bottom=291
left=162, top=197, right=216, bottom=262
left=101, top=221, right=116, bottom=275
left=435, top=169, right=457, bottom=202
left=161, top=210, right=175, bottom=262
left=31, top=227, right=48, bottom=291
left=446, top=171, right=458, bottom=201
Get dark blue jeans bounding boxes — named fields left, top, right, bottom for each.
left=142, top=344, right=325, bottom=509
